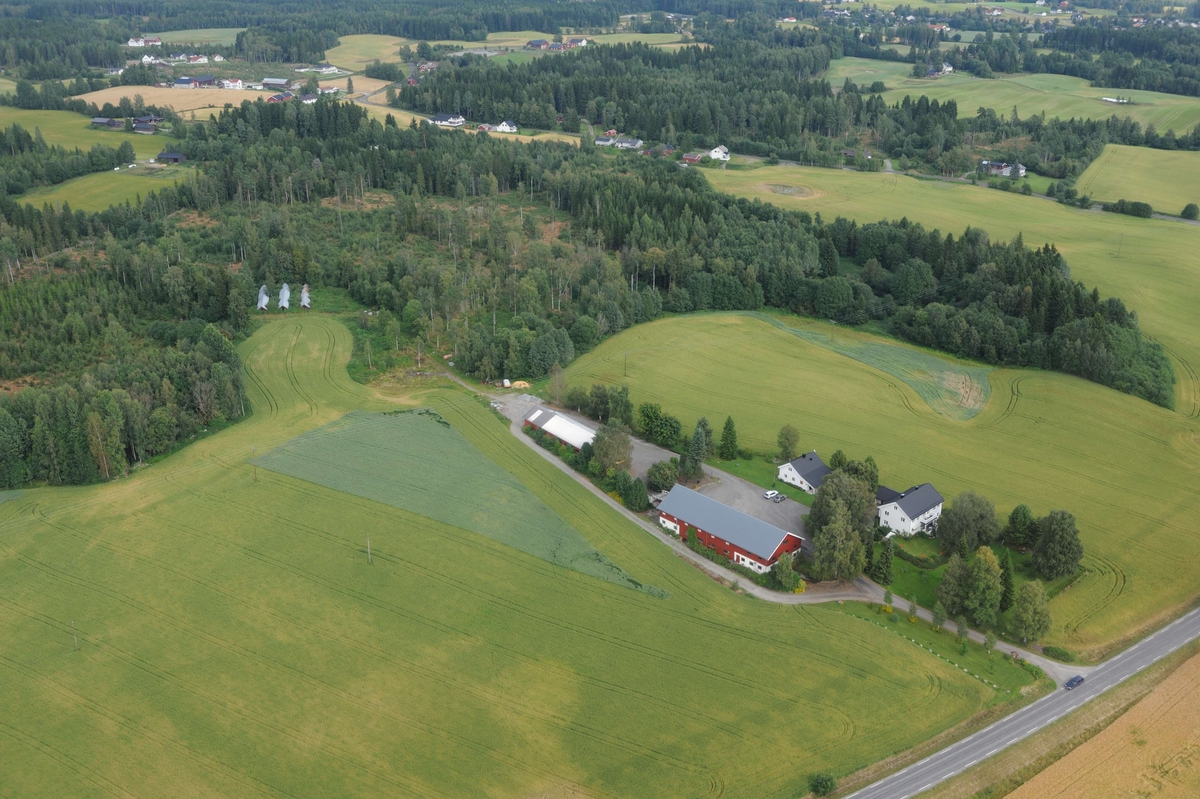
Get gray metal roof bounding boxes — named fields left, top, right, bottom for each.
left=658, top=485, right=796, bottom=561
left=875, top=485, right=903, bottom=505
left=887, top=483, right=944, bottom=517
left=787, top=451, right=831, bottom=487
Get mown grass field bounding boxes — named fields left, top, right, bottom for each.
left=17, top=167, right=190, bottom=212
left=1076, top=143, right=1200, bottom=215
left=324, top=34, right=410, bottom=70
left=149, top=27, right=245, bottom=46
left=705, top=166, right=1200, bottom=422
left=0, top=108, right=164, bottom=159
left=564, top=313, right=1200, bottom=658
left=0, top=314, right=1033, bottom=797
left=825, top=57, right=1200, bottom=132
left=1009, top=650, right=1200, bottom=797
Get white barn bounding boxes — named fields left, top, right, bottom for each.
left=777, top=451, right=831, bottom=494
left=876, top=483, right=944, bottom=536
left=522, top=406, right=595, bottom=451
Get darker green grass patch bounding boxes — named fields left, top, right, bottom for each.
left=256, top=408, right=660, bottom=594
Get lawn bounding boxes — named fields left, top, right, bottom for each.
left=0, top=108, right=165, bottom=159
left=564, top=312, right=1200, bottom=659
left=0, top=315, right=1033, bottom=798
left=825, top=57, right=1200, bottom=132
left=1075, top=143, right=1200, bottom=215
left=704, top=166, right=1200, bottom=421
left=17, top=166, right=190, bottom=212
left=703, top=452, right=816, bottom=506
left=149, top=27, right=246, bottom=46
left=324, top=34, right=410, bottom=70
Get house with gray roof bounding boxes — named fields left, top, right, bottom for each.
left=876, top=483, right=944, bottom=536
left=777, top=451, right=831, bottom=494
left=657, top=485, right=803, bottom=573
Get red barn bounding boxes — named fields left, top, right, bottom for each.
left=657, top=485, right=803, bottom=573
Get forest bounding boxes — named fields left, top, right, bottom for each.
left=0, top=96, right=1173, bottom=491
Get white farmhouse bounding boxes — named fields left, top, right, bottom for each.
left=708, top=145, right=730, bottom=161
left=876, top=484, right=944, bottom=536
left=128, top=37, right=145, bottom=47
left=777, top=451, right=831, bottom=494
left=495, top=120, right=519, bottom=133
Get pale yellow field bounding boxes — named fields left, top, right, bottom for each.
left=1011, top=651, right=1200, bottom=798
left=325, top=76, right=392, bottom=97
left=77, top=86, right=267, bottom=113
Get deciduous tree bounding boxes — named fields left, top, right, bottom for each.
left=814, top=499, right=865, bottom=582
left=937, top=553, right=968, bottom=617
left=777, top=424, right=799, bottom=462
left=964, top=546, right=1003, bottom=627
left=1004, top=503, right=1037, bottom=547
left=1000, top=548, right=1015, bottom=612
left=1033, top=510, right=1083, bottom=579
left=939, top=492, right=1000, bottom=557
left=1012, top=581, right=1052, bottom=643
left=808, top=470, right=877, bottom=544
left=592, top=423, right=632, bottom=473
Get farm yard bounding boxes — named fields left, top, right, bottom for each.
left=15, top=167, right=191, bottom=212
left=704, top=165, right=1200, bottom=422
left=1008, top=650, right=1200, bottom=798
left=824, top=57, right=1200, bottom=133
left=1075, top=144, right=1200, bottom=216
left=0, top=315, right=1036, bottom=798
left=563, top=313, right=1200, bottom=658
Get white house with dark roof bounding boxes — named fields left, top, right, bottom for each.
left=777, top=451, right=831, bottom=494
left=876, top=483, right=944, bottom=535
left=495, top=120, right=518, bottom=133
left=657, top=485, right=803, bottom=573
left=430, top=112, right=465, bottom=127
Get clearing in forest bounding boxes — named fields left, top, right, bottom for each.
left=256, top=408, right=655, bottom=592
left=149, top=27, right=246, bottom=46
left=17, top=167, right=189, bottom=212
left=0, top=107, right=163, bottom=159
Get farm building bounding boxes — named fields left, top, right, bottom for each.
left=431, top=113, right=465, bottom=128
left=657, top=485, right=803, bottom=573
left=682, top=152, right=703, bottom=163
left=567, top=38, right=588, bottom=47
left=496, top=120, right=518, bottom=133
left=594, top=136, right=616, bottom=147
left=876, top=483, right=944, bottom=536
left=526, top=39, right=550, bottom=49
left=707, top=145, right=731, bottom=161
left=91, top=117, right=123, bottom=128
left=262, top=78, right=290, bottom=90
left=522, top=406, right=595, bottom=451
left=156, top=152, right=186, bottom=164
left=132, top=122, right=156, bottom=134
left=777, top=451, right=831, bottom=494
left=615, top=137, right=645, bottom=150
left=982, top=160, right=1027, bottom=178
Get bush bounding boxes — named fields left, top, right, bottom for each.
left=1042, top=645, right=1075, bottom=663
left=1103, top=198, right=1153, bottom=218
left=1182, top=202, right=1199, bottom=220
left=809, top=773, right=837, bottom=797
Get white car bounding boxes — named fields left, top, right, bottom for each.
left=763, top=490, right=779, bottom=499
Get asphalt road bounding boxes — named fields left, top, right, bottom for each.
left=846, top=604, right=1200, bottom=799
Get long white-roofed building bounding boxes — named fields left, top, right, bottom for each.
left=522, top=406, right=596, bottom=451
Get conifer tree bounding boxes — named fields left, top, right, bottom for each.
left=718, top=415, right=738, bottom=460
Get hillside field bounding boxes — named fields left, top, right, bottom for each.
left=704, top=165, right=1200, bottom=421
left=1009, top=650, right=1200, bottom=797
left=563, top=313, right=1200, bottom=658
left=15, top=166, right=190, bottom=212
left=0, top=108, right=164, bottom=159
left=1076, top=144, right=1200, bottom=215
left=0, top=315, right=1034, bottom=798
left=825, top=57, right=1200, bottom=132
left=77, top=85, right=266, bottom=115
left=324, top=34, right=410, bottom=70
left=149, top=27, right=245, bottom=46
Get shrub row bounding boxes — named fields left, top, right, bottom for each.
left=524, top=424, right=650, bottom=511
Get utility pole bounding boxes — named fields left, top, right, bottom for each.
left=251, top=446, right=257, bottom=483
left=367, top=534, right=373, bottom=564
left=1116, top=234, right=1124, bottom=258
left=72, top=621, right=79, bottom=652
left=624, top=351, right=628, bottom=377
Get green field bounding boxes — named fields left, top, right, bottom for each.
left=825, top=57, right=1200, bottom=132
left=1076, top=144, right=1200, bottom=214
left=564, top=312, right=1200, bottom=659
left=256, top=408, right=653, bottom=591
left=17, top=167, right=190, bottom=212
left=705, top=166, right=1200, bottom=420
left=324, top=34, right=409, bottom=70
left=0, top=108, right=164, bottom=159
left=0, top=315, right=1034, bottom=797
left=150, top=27, right=245, bottom=46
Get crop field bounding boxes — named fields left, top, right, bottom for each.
left=0, top=108, right=163, bottom=159
left=705, top=166, right=1200, bottom=423
left=255, top=409, right=652, bottom=591
left=324, top=34, right=409, bottom=70
left=76, top=85, right=262, bottom=115
left=825, top=57, right=1200, bottom=132
left=0, top=314, right=1033, bottom=797
left=17, top=167, right=190, bottom=212
left=324, top=76, right=391, bottom=97
left=1076, top=144, right=1200, bottom=215
left=564, top=313, right=1200, bottom=658
left=150, top=27, right=245, bottom=46
left=1009, top=650, right=1200, bottom=797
